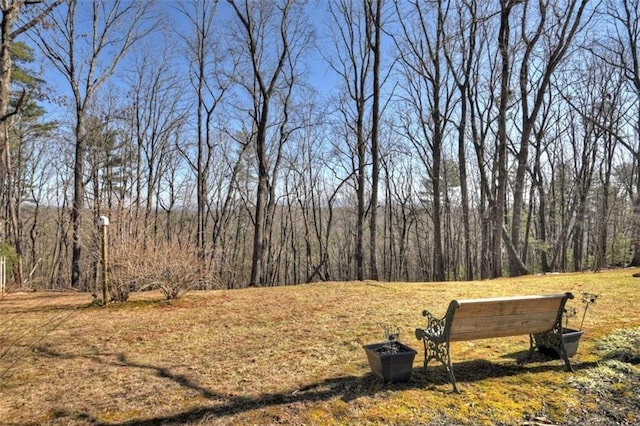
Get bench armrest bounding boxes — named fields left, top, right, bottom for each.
left=415, top=309, right=447, bottom=342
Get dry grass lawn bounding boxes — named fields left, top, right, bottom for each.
left=1, top=269, right=640, bottom=425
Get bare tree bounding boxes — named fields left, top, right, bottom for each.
left=228, top=0, right=310, bottom=286
left=365, top=0, right=384, bottom=280
left=381, top=150, right=417, bottom=281
left=395, top=0, right=455, bottom=281
left=443, top=0, right=482, bottom=281
left=506, top=0, right=590, bottom=276
left=34, top=0, right=155, bottom=288
left=176, top=0, right=235, bottom=261
left=126, top=47, right=186, bottom=242
left=595, top=88, right=621, bottom=270
left=325, top=0, right=373, bottom=281
left=465, top=3, right=501, bottom=279
left=597, top=0, right=640, bottom=266
left=530, top=90, right=558, bottom=273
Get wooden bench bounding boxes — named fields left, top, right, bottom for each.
left=414, top=292, right=575, bottom=392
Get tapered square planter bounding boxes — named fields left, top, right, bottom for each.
left=363, top=342, right=417, bottom=383
left=535, top=328, right=584, bottom=358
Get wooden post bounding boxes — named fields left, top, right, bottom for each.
left=0, top=256, right=5, bottom=293
left=99, top=216, right=109, bottom=306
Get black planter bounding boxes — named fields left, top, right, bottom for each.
left=535, top=328, right=584, bottom=358
left=363, top=342, right=417, bottom=383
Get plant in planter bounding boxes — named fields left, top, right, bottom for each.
left=535, top=292, right=599, bottom=358
left=363, top=325, right=417, bottom=383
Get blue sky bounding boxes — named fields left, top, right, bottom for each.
left=33, top=0, right=341, bottom=117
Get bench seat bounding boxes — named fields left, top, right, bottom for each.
left=415, top=292, right=575, bottom=392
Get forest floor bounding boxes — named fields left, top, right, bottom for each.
left=1, top=269, right=640, bottom=425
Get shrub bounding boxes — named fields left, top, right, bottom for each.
left=107, top=237, right=212, bottom=301
left=147, top=242, right=203, bottom=300
left=106, top=239, right=150, bottom=303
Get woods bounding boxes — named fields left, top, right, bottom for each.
left=1, top=0, right=639, bottom=291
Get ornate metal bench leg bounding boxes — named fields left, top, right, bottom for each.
left=426, top=339, right=459, bottom=392
left=416, top=328, right=429, bottom=371
left=528, top=334, right=535, bottom=361
left=560, top=344, right=575, bottom=372
left=533, top=331, right=576, bottom=372
left=423, top=338, right=429, bottom=370
left=442, top=342, right=459, bottom=393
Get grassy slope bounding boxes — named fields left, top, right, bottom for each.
left=1, top=269, right=639, bottom=425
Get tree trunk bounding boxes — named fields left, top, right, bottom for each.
left=533, top=144, right=551, bottom=273
left=355, top=115, right=365, bottom=281
left=629, top=188, right=640, bottom=267
left=71, top=112, right=85, bottom=289
left=494, top=0, right=513, bottom=279
left=0, top=2, right=21, bottom=286
left=367, top=0, right=381, bottom=281
left=249, top=117, right=269, bottom=287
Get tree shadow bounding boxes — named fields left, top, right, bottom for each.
left=32, top=343, right=597, bottom=425
left=96, top=372, right=418, bottom=425
left=31, top=344, right=387, bottom=424
left=1, top=309, right=78, bottom=380
left=102, top=358, right=596, bottom=424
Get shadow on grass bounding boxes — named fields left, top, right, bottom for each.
left=0, top=295, right=91, bottom=314
left=414, top=354, right=598, bottom=389
left=75, top=354, right=593, bottom=425
left=0, top=308, right=78, bottom=381
left=30, top=342, right=596, bottom=425
left=500, top=348, right=598, bottom=368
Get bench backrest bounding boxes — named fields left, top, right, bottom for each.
left=445, top=292, right=573, bottom=342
